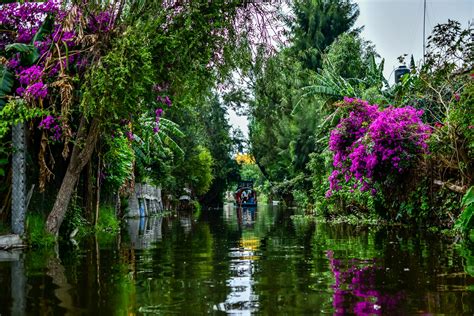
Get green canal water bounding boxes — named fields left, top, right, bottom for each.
left=1, top=205, right=474, bottom=315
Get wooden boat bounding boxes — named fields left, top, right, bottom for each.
left=234, top=180, right=257, bottom=207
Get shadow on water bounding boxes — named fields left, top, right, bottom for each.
left=1, top=205, right=474, bottom=314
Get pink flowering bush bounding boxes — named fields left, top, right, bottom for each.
left=326, top=97, right=431, bottom=198
left=1, top=0, right=115, bottom=103
left=38, top=115, right=61, bottom=142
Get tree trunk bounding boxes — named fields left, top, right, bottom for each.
left=46, top=117, right=100, bottom=236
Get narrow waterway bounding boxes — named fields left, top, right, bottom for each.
left=1, top=205, right=473, bottom=314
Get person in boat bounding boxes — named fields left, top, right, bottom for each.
left=241, top=189, right=249, bottom=203
left=247, top=191, right=254, bottom=204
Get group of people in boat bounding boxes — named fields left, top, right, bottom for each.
left=236, top=188, right=257, bottom=205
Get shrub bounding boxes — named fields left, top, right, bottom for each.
left=327, top=97, right=431, bottom=198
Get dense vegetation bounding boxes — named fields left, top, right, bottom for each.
left=0, top=0, right=472, bottom=243
left=0, top=0, right=271, bottom=240
left=246, top=2, right=473, bottom=234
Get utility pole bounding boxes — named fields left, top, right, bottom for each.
left=12, top=123, right=26, bottom=235
left=423, top=0, right=426, bottom=64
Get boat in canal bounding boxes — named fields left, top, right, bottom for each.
left=234, top=180, right=257, bottom=207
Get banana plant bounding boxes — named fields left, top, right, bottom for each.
left=133, top=115, right=185, bottom=165
left=0, top=65, right=14, bottom=109
left=455, top=186, right=474, bottom=235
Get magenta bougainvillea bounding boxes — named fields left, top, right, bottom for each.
left=326, top=97, right=431, bottom=197
left=1, top=0, right=115, bottom=102
left=38, top=115, right=62, bottom=141
left=151, top=84, right=172, bottom=134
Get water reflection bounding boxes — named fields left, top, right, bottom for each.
left=327, top=250, right=403, bottom=315
left=126, top=216, right=163, bottom=249
left=216, top=205, right=260, bottom=314
left=0, top=206, right=473, bottom=314
left=236, top=206, right=257, bottom=228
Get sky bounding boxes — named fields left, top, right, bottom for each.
left=228, top=0, right=473, bottom=139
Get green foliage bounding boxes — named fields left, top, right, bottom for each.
left=26, top=213, right=56, bottom=248
left=5, top=43, right=39, bottom=66
left=103, top=134, right=135, bottom=191
left=31, top=14, right=54, bottom=43
left=0, top=221, right=9, bottom=234
left=455, top=187, right=474, bottom=234
left=81, top=23, right=156, bottom=119
left=96, top=205, right=120, bottom=233
left=249, top=4, right=387, bottom=206
left=456, top=239, right=474, bottom=278
left=249, top=13, right=471, bottom=231
left=290, top=0, right=360, bottom=71
left=191, top=146, right=214, bottom=196
left=322, top=33, right=369, bottom=80
left=240, top=163, right=263, bottom=183
left=200, top=96, right=240, bottom=205
left=0, top=157, right=7, bottom=177
left=0, top=99, right=47, bottom=139
left=0, top=64, right=14, bottom=108
left=133, top=116, right=184, bottom=187
left=61, top=195, right=90, bottom=239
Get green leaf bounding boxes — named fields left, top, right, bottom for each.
left=6, top=43, right=34, bottom=54
left=461, top=186, right=474, bottom=207
left=0, top=64, right=14, bottom=108
left=31, top=15, right=54, bottom=44
left=6, top=43, right=40, bottom=66
left=0, top=168, right=4, bottom=177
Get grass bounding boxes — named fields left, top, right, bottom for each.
left=26, top=213, right=56, bottom=248
left=96, top=205, right=120, bottom=233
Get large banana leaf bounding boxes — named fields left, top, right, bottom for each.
left=4, top=15, right=54, bottom=67
left=6, top=43, right=39, bottom=66
left=31, top=15, right=54, bottom=43
left=0, top=64, right=14, bottom=108
left=455, top=186, right=474, bottom=234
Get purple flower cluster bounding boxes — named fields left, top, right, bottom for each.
left=25, top=82, right=48, bottom=100
left=18, top=66, right=43, bottom=85
left=154, top=108, right=163, bottom=133
left=2, top=0, right=114, bottom=102
left=16, top=66, right=48, bottom=100
left=0, top=0, right=60, bottom=46
left=87, top=11, right=114, bottom=33
left=38, top=115, right=61, bottom=141
left=157, top=95, right=172, bottom=107
left=326, top=98, right=431, bottom=197
left=125, top=131, right=134, bottom=142
left=151, top=84, right=172, bottom=133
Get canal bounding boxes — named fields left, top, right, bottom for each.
left=1, top=205, right=473, bottom=314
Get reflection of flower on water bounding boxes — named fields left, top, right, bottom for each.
left=327, top=250, right=404, bottom=315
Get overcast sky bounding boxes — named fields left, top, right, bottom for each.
left=356, top=0, right=473, bottom=81
left=229, top=0, right=473, bottom=139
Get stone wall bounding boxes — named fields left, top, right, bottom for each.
left=126, top=183, right=163, bottom=218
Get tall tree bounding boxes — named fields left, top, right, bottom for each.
left=290, top=0, right=359, bottom=71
